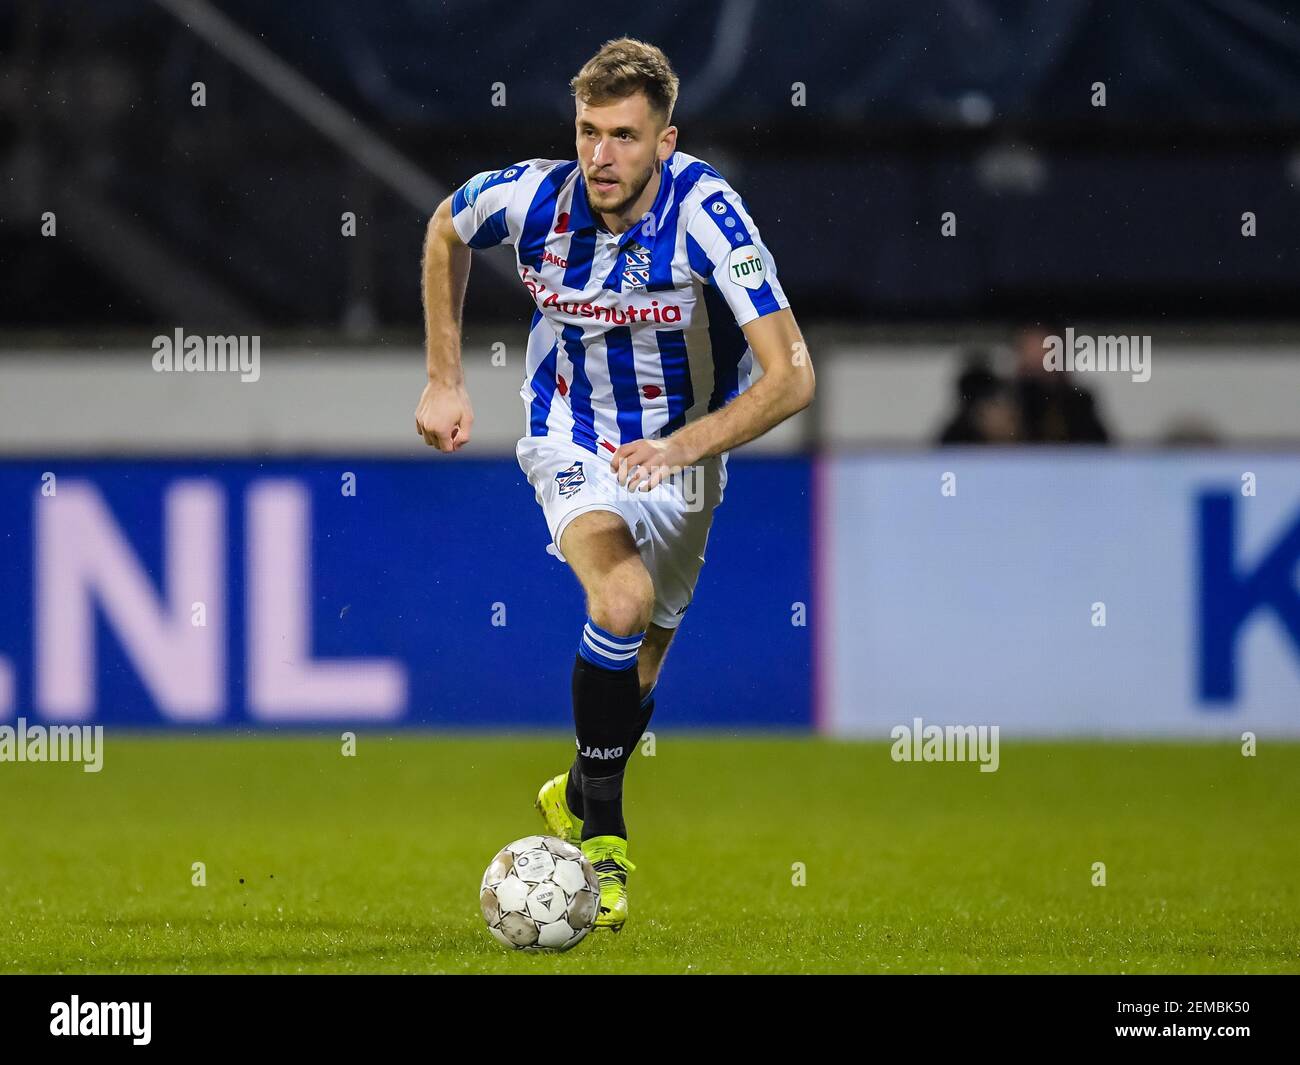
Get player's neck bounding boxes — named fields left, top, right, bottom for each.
left=596, top=162, right=662, bottom=237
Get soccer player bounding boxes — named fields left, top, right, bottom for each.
left=416, top=38, right=814, bottom=932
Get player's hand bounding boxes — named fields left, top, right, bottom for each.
left=610, top=435, right=694, bottom=492
left=415, top=379, right=474, bottom=452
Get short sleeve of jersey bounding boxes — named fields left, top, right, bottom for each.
left=449, top=161, right=533, bottom=249
left=684, top=185, right=790, bottom=328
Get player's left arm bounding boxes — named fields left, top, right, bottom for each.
left=612, top=308, right=814, bottom=488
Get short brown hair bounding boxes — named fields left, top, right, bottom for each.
left=570, top=38, right=680, bottom=125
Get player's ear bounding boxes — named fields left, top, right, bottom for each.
left=659, top=125, right=677, bottom=160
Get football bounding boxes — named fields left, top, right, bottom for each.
left=479, top=835, right=601, bottom=952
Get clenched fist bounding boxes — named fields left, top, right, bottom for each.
left=415, top=379, right=474, bottom=452
left=610, top=434, right=697, bottom=492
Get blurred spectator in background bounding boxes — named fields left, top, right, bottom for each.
left=937, top=350, right=1021, bottom=444
left=1011, top=326, right=1111, bottom=444
left=1159, top=416, right=1222, bottom=446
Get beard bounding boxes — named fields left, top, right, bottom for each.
left=587, top=160, right=656, bottom=217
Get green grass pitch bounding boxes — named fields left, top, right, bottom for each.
left=1, top=735, right=1297, bottom=974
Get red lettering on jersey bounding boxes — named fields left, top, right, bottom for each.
left=520, top=266, right=684, bottom=325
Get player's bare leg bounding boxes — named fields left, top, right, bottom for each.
left=560, top=509, right=655, bottom=637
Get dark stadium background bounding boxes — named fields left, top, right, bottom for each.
left=8, top=0, right=1300, bottom=329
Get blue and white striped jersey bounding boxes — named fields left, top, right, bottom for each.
left=449, top=152, right=790, bottom=454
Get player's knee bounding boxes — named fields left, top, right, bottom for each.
left=589, top=574, right=654, bottom=636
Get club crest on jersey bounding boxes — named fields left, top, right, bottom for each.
left=622, top=244, right=652, bottom=290
left=555, top=461, right=586, bottom=498
left=727, top=244, right=766, bottom=290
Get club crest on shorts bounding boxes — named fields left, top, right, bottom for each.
left=555, top=461, right=586, bottom=498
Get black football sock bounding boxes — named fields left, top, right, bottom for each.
left=630, top=687, right=656, bottom=749
left=567, top=688, right=654, bottom=820
left=572, top=618, right=644, bottom=841
left=565, top=761, right=584, bottom=820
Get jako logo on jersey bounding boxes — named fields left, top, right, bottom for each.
left=520, top=266, right=682, bottom=323
left=555, top=461, right=586, bottom=498
left=727, top=244, right=766, bottom=290
left=576, top=742, right=624, bottom=760
left=543, top=250, right=568, bottom=269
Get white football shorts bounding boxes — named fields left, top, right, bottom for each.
left=515, top=435, right=727, bottom=629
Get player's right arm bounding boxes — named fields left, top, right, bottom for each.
left=417, top=161, right=539, bottom=451
left=416, top=194, right=474, bottom=452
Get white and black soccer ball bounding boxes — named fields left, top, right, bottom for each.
left=480, top=835, right=600, bottom=952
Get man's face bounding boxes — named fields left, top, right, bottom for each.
left=575, top=93, right=673, bottom=216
